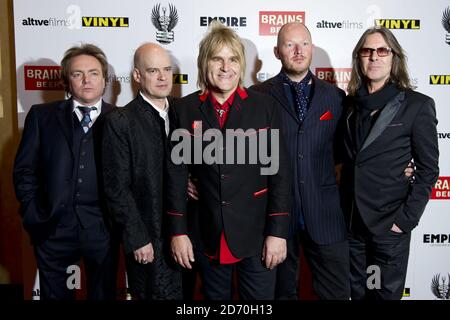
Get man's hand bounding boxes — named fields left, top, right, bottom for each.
left=134, top=243, right=154, bottom=264
left=404, top=161, right=415, bottom=180
left=390, top=223, right=404, bottom=234
left=188, top=178, right=199, bottom=200
left=171, top=235, right=195, bottom=269
left=262, top=236, right=286, bottom=270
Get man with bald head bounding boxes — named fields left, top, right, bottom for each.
left=102, top=43, right=182, bottom=299
left=251, top=23, right=350, bottom=300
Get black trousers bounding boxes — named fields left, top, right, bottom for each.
left=196, top=252, right=276, bottom=300
left=348, top=210, right=411, bottom=300
left=275, top=230, right=350, bottom=300
left=34, top=212, right=118, bottom=300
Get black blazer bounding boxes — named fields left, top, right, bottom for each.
left=166, top=89, right=292, bottom=259
left=13, top=98, right=114, bottom=242
left=340, top=90, right=439, bottom=234
left=251, top=75, right=348, bottom=245
left=102, top=94, right=181, bottom=299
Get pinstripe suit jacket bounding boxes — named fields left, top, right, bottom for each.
left=251, top=73, right=347, bottom=245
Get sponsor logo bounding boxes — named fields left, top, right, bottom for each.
left=442, top=7, right=450, bottom=45
left=315, top=67, right=351, bottom=92
left=423, top=234, right=450, bottom=246
left=438, top=132, right=450, bottom=139
left=21, top=17, right=73, bottom=27
left=374, top=19, right=420, bottom=29
left=316, top=20, right=363, bottom=29
left=256, top=72, right=276, bottom=82
left=151, top=3, right=178, bottom=44
left=173, top=74, right=188, bottom=84
left=431, top=177, right=450, bottom=199
left=430, top=75, right=450, bottom=85
left=107, top=74, right=132, bottom=84
left=24, top=66, right=63, bottom=91
left=431, top=274, right=450, bottom=300
left=402, top=288, right=410, bottom=297
left=81, top=17, right=129, bottom=27
left=200, top=16, right=247, bottom=27
left=259, top=11, right=305, bottom=35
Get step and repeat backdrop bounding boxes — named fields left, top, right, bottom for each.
left=13, top=0, right=450, bottom=300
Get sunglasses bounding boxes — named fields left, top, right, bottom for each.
left=358, top=47, right=393, bottom=57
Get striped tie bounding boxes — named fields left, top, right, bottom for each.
left=78, top=106, right=96, bottom=133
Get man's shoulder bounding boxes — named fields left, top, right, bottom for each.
left=313, top=76, right=346, bottom=97
left=404, top=89, right=433, bottom=104
left=30, top=99, right=68, bottom=112
left=250, top=76, right=279, bottom=94
left=171, top=91, right=202, bottom=110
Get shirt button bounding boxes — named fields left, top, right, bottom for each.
left=81, top=151, right=86, bottom=156
left=79, top=164, right=85, bottom=169
left=221, top=201, right=228, bottom=206
left=78, top=178, right=83, bottom=183
left=76, top=192, right=81, bottom=197
left=298, top=154, right=304, bottom=159
left=299, top=130, right=304, bottom=134
left=300, top=180, right=305, bottom=184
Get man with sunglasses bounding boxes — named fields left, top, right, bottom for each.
left=341, top=26, right=439, bottom=299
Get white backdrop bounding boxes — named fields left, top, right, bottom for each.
left=13, top=0, right=450, bottom=300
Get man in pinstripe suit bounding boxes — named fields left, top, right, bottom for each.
left=251, top=22, right=350, bottom=300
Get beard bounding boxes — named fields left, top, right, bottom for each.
left=281, top=57, right=310, bottom=80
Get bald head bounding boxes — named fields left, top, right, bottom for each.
left=277, top=22, right=312, bottom=47
left=132, top=42, right=173, bottom=108
left=274, top=22, right=313, bottom=82
left=134, top=43, right=170, bottom=69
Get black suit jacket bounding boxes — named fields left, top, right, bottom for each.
left=251, top=75, right=348, bottom=245
left=340, top=90, right=439, bottom=234
left=102, top=94, right=181, bottom=299
left=166, top=89, right=291, bottom=259
left=13, top=98, right=114, bottom=243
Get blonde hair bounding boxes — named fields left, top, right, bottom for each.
left=197, top=21, right=246, bottom=92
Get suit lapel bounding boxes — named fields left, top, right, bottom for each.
left=223, top=92, right=246, bottom=130
left=270, top=77, right=299, bottom=123
left=198, top=96, right=221, bottom=130
left=345, top=107, right=357, bottom=158
left=56, top=99, right=74, bottom=157
left=304, top=77, right=327, bottom=123
left=360, top=91, right=405, bottom=152
left=100, top=100, right=113, bottom=115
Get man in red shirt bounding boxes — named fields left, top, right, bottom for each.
left=166, top=22, right=291, bottom=299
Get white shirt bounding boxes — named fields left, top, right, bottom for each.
left=73, top=99, right=102, bottom=130
left=139, top=91, right=170, bottom=136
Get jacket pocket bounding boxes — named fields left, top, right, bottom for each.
left=253, top=188, right=268, bottom=197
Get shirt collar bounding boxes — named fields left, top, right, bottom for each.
left=72, top=98, right=102, bottom=113
left=139, top=91, right=169, bottom=116
left=279, top=69, right=313, bottom=87
left=199, top=86, right=248, bottom=103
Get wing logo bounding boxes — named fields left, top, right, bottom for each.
left=431, top=273, right=450, bottom=300
left=442, top=7, right=450, bottom=45
left=151, top=3, right=178, bottom=44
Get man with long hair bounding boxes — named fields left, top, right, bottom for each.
left=341, top=26, right=439, bottom=299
